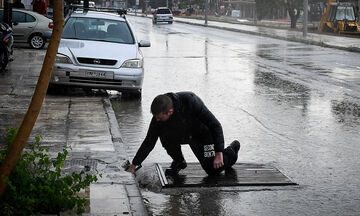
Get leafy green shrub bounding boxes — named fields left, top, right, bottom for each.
left=178, top=2, right=187, bottom=10
left=0, top=127, right=101, bottom=215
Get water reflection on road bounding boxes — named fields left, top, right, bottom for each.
left=110, top=16, right=360, bottom=216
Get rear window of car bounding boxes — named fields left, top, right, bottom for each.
left=0, top=10, right=36, bottom=22
left=157, top=9, right=171, bottom=14
left=62, top=17, right=135, bottom=44
left=12, top=11, right=36, bottom=23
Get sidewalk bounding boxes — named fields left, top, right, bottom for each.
left=0, top=48, right=147, bottom=215
left=137, top=13, right=360, bottom=52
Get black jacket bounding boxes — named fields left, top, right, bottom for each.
left=132, top=92, right=224, bottom=165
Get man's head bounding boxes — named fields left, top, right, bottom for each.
left=151, top=94, right=173, bottom=122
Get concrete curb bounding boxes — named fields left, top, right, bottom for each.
left=173, top=19, right=360, bottom=53
left=103, top=98, right=148, bottom=216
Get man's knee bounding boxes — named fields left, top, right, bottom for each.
left=160, top=131, right=186, bottom=146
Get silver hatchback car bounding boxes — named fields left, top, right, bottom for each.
left=152, top=7, right=173, bottom=24
left=0, top=9, right=53, bottom=49
left=50, top=9, right=150, bottom=97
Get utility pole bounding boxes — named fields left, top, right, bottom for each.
left=205, top=0, right=209, bottom=25
left=135, top=0, right=139, bottom=16
left=303, top=0, right=308, bottom=37
left=84, top=0, right=89, bottom=9
left=254, top=3, right=257, bottom=25
left=145, top=1, right=148, bottom=16
left=3, top=0, right=12, bottom=27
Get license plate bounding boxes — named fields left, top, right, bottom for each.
left=85, top=71, right=106, bottom=78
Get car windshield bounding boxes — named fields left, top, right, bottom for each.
left=157, top=9, right=171, bottom=14
left=62, top=17, right=134, bottom=44
left=335, top=6, right=355, bottom=21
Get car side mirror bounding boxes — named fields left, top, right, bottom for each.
left=139, top=40, right=151, bottom=47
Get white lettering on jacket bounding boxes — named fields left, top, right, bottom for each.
left=204, top=144, right=215, bottom=158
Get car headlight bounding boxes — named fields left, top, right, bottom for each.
left=55, top=53, right=72, bottom=64
left=121, top=59, right=143, bottom=68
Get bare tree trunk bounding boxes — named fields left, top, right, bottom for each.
left=0, top=0, right=64, bottom=197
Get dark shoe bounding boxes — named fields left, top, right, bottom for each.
left=170, top=160, right=187, bottom=170
left=165, top=168, right=179, bottom=177
left=229, top=140, right=240, bottom=160
left=165, top=160, right=187, bottom=176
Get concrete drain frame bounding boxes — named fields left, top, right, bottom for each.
left=156, top=163, right=297, bottom=188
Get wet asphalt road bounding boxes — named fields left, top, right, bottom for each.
left=111, top=16, right=360, bottom=216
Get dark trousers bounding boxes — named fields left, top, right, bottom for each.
left=159, top=126, right=237, bottom=176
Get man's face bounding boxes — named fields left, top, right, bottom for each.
left=154, top=109, right=173, bottom=122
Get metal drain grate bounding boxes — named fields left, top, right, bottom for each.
left=64, top=159, right=98, bottom=171
left=156, top=163, right=297, bottom=188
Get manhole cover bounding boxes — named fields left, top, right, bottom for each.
left=64, top=159, right=98, bottom=171
left=156, top=163, right=297, bottom=188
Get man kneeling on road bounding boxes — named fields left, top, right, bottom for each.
left=126, top=91, right=240, bottom=176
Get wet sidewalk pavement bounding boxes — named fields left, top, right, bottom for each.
left=138, top=13, right=360, bottom=52
left=0, top=47, right=147, bottom=215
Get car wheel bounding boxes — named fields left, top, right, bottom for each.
left=122, top=90, right=142, bottom=99
left=29, top=34, right=45, bottom=49
left=0, top=50, right=8, bottom=72
left=132, top=90, right=142, bottom=99
left=168, top=21, right=173, bottom=24
left=47, top=83, right=56, bottom=93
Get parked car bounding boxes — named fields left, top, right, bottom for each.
left=152, top=7, right=173, bottom=24
left=172, top=10, right=183, bottom=16
left=50, top=9, right=151, bottom=97
left=0, top=9, right=53, bottom=49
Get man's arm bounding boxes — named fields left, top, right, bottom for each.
left=127, top=118, right=159, bottom=174
left=127, top=164, right=137, bottom=175
left=213, top=152, right=224, bottom=169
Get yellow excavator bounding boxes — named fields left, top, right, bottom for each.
left=319, top=0, right=360, bottom=34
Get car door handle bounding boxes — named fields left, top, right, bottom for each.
left=27, top=26, right=34, bottom=28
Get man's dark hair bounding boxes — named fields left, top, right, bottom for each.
left=151, top=94, right=173, bottom=115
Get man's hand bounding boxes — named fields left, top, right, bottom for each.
left=126, top=164, right=137, bottom=175
left=213, top=152, right=224, bottom=169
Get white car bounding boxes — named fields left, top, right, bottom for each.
left=0, top=9, right=53, bottom=49
left=50, top=9, right=150, bottom=97
left=152, top=7, right=173, bottom=24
